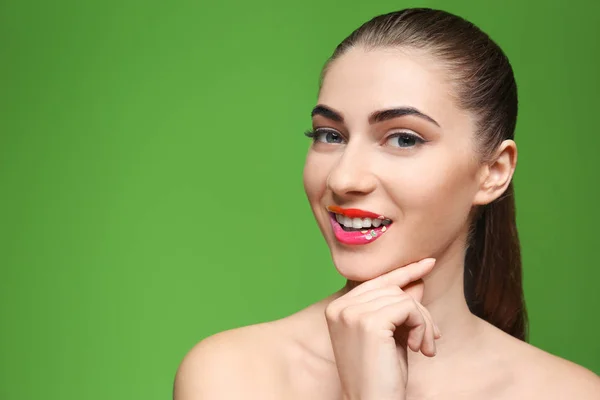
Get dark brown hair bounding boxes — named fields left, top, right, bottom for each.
left=322, top=8, right=528, bottom=340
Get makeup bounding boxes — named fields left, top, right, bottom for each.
left=327, top=206, right=392, bottom=245
left=327, top=205, right=385, bottom=220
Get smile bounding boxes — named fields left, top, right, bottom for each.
left=327, top=205, right=393, bottom=245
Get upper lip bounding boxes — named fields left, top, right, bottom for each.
left=327, top=205, right=391, bottom=220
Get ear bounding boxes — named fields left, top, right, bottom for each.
left=472, top=140, right=517, bottom=206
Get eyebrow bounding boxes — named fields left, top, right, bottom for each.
left=311, top=104, right=441, bottom=127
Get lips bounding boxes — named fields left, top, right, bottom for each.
left=327, top=205, right=389, bottom=220
left=327, top=205, right=392, bottom=246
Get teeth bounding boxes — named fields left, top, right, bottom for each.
left=343, top=216, right=353, bottom=228
left=333, top=212, right=392, bottom=229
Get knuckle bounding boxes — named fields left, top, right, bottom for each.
left=339, top=306, right=359, bottom=325
left=324, top=303, right=341, bottom=322
left=406, top=299, right=426, bottom=322
left=358, top=314, right=380, bottom=332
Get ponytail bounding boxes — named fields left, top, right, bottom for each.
left=464, top=182, right=528, bottom=340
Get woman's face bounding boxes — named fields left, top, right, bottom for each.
left=303, top=47, right=486, bottom=282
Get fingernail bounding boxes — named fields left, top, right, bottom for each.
left=419, top=258, right=436, bottom=265
left=434, top=324, right=442, bottom=338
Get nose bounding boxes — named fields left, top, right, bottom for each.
left=326, top=143, right=377, bottom=199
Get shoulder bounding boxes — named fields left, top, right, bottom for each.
left=501, top=335, right=599, bottom=399
left=476, top=321, right=599, bottom=400
left=523, top=349, right=599, bottom=399
left=173, top=323, right=288, bottom=400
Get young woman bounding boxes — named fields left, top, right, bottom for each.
left=174, top=8, right=599, bottom=399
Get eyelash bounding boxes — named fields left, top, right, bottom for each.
left=304, top=129, right=427, bottom=147
left=304, top=129, right=327, bottom=140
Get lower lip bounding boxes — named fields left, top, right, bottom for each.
left=329, top=213, right=390, bottom=245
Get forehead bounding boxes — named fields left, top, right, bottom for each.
left=318, top=47, right=468, bottom=130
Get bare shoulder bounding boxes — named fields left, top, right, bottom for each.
left=493, top=329, right=600, bottom=399
left=173, top=322, right=287, bottom=400
left=521, top=346, right=599, bottom=399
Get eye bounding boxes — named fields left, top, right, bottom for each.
left=385, top=132, right=426, bottom=148
left=307, top=129, right=346, bottom=144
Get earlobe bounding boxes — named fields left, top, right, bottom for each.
left=473, top=140, right=517, bottom=206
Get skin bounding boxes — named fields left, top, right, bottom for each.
left=174, top=47, right=600, bottom=399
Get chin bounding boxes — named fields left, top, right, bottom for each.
left=317, top=211, right=443, bottom=282
left=324, top=223, right=439, bottom=283
left=328, top=243, right=410, bottom=282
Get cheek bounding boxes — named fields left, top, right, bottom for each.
left=383, top=157, right=478, bottom=249
left=385, top=155, right=475, bottom=204
left=302, top=151, right=329, bottom=203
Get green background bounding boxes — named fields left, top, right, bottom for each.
left=1, top=0, right=598, bottom=398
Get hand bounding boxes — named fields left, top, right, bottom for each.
left=325, top=258, right=441, bottom=400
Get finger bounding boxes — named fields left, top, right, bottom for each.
left=349, top=286, right=436, bottom=338
left=333, top=296, right=410, bottom=333
left=413, top=303, right=436, bottom=357
left=335, top=295, right=409, bottom=329
left=343, top=292, right=439, bottom=354
left=347, top=258, right=436, bottom=298
left=402, top=279, right=424, bottom=303
left=341, top=294, right=411, bottom=318
left=415, top=302, right=441, bottom=339
left=377, top=258, right=436, bottom=288
left=369, top=299, right=427, bottom=352
left=387, top=299, right=434, bottom=355
left=327, top=286, right=402, bottom=319
left=348, top=285, right=405, bottom=305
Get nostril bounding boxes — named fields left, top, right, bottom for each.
left=326, top=160, right=377, bottom=196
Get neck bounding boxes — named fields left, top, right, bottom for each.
left=406, top=234, right=485, bottom=364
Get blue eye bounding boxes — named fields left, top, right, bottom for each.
left=305, top=129, right=345, bottom=144
left=386, top=132, right=425, bottom=148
